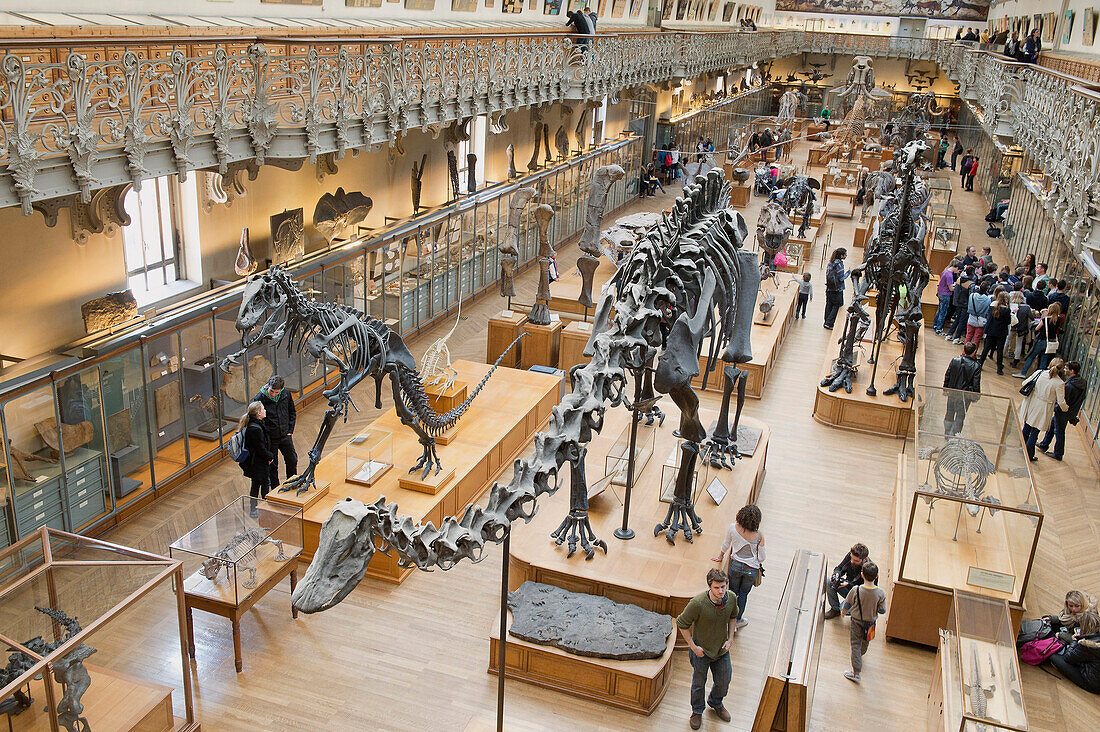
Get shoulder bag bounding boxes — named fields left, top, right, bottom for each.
left=1044, top=318, right=1059, bottom=354
left=752, top=539, right=764, bottom=587
left=855, top=587, right=876, bottom=641
left=1019, top=370, right=1040, bottom=396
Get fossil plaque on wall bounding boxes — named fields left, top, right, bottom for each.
left=270, top=208, right=305, bottom=265
left=154, top=382, right=181, bottom=430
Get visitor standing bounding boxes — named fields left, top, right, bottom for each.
left=1022, top=252, right=1037, bottom=278
left=1038, top=360, right=1088, bottom=461
left=959, top=150, right=974, bottom=186
left=1014, top=302, right=1062, bottom=377
left=979, top=246, right=995, bottom=269
left=943, top=342, right=982, bottom=436
left=823, top=543, right=870, bottom=620
left=256, top=375, right=297, bottom=491
left=937, top=136, right=948, bottom=168
left=796, top=272, right=812, bottom=319
left=950, top=137, right=963, bottom=171
left=1019, top=358, right=1068, bottom=461
left=978, top=291, right=1011, bottom=375
left=676, top=568, right=737, bottom=729
left=823, top=248, right=848, bottom=329
left=1047, top=279, right=1071, bottom=315
left=1005, top=31, right=1021, bottom=59
left=1023, top=29, right=1042, bottom=63
left=711, top=504, right=765, bottom=631
left=239, top=401, right=274, bottom=517
left=1034, top=262, right=1051, bottom=293
left=583, top=4, right=597, bottom=31
left=965, top=281, right=991, bottom=346
left=565, top=9, right=594, bottom=47
left=960, top=245, right=979, bottom=269
left=965, top=156, right=979, bottom=191
left=946, top=269, right=974, bottom=344
left=841, top=561, right=886, bottom=683
left=1009, top=285, right=1033, bottom=367
left=933, top=261, right=960, bottom=333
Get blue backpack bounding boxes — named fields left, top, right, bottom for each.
left=227, top=429, right=250, bottom=464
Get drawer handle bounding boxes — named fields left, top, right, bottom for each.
left=79, top=500, right=89, bottom=509
left=76, top=477, right=86, bottom=486
left=34, top=500, right=44, bottom=510
left=35, top=512, right=45, bottom=522
left=77, top=489, right=87, bottom=499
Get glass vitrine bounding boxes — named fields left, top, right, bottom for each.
left=0, top=529, right=198, bottom=731
left=345, top=429, right=393, bottom=487
left=180, top=318, right=229, bottom=464
left=929, top=590, right=1028, bottom=732
left=56, top=368, right=111, bottom=532
left=142, top=332, right=187, bottom=484
left=99, top=349, right=154, bottom=508
left=898, top=387, right=1042, bottom=607
left=603, top=419, right=657, bottom=487
left=169, top=495, right=303, bottom=609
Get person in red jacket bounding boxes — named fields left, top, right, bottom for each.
left=965, top=156, right=979, bottom=191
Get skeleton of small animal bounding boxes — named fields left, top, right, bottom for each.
left=221, top=267, right=519, bottom=491
left=200, top=526, right=288, bottom=588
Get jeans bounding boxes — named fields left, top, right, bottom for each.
left=728, top=559, right=757, bottom=621
left=249, top=474, right=270, bottom=500
left=1038, top=410, right=1069, bottom=458
left=849, top=619, right=873, bottom=673
left=944, top=396, right=970, bottom=436
left=979, top=333, right=1005, bottom=372
left=825, top=579, right=854, bottom=611
left=824, top=290, right=844, bottom=327
left=796, top=293, right=809, bottom=318
left=950, top=152, right=960, bottom=171
left=949, top=309, right=969, bottom=340
left=965, top=323, right=985, bottom=345
left=964, top=174, right=975, bottom=190
left=267, top=434, right=299, bottom=489
left=1018, top=338, right=1048, bottom=375
left=1022, top=423, right=1041, bottom=459
left=933, top=295, right=953, bottom=331
left=689, top=651, right=732, bottom=714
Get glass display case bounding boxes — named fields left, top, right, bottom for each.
left=345, top=429, right=393, bottom=487
left=0, top=528, right=198, bottom=731
left=897, top=387, right=1042, bottom=607
left=169, top=495, right=303, bottom=609
left=929, top=178, right=952, bottom=208
left=659, top=440, right=709, bottom=503
left=603, top=418, right=657, bottom=487
left=928, top=590, right=1028, bottom=732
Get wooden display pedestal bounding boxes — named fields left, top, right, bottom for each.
left=868, top=281, right=940, bottom=326
left=509, top=402, right=769, bottom=617
left=694, top=284, right=796, bottom=399
left=558, top=320, right=593, bottom=372
left=782, top=227, right=818, bottom=274
left=812, top=307, right=925, bottom=438
left=729, top=180, right=751, bottom=208
left=854, top=222, right=868, bottom=249
left=425, top=380, right=468, bottom=413
left=487, top=311, right=527, bottom=367
left=488, top=611, right=675, bottom=715
left=927, top=241, right=958, bottom=275
left=398, top=464, right=457, bottom=494
left=808, top=145, right=829, bottom=167
left=266, top=479, right=331, bottom=513
left=824, top=187, right=857, bottom=218
left=522, top=320, right=563, bottom=370
left=861, top=151, right=881, bottom=171
left=549, top=257, right=615, bottom=316
left=15, top=665, right=177, bottom=732
left=300, top=361, right=560, bottom=585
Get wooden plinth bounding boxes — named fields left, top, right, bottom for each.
left=824, top=187, right=857, bottom=218
left=861, top=152, right=881, bottom=171
left=694, top=283, right=796, bottom=399
left=183, top=538, right=301, bottom=673
left=558, top=320, right=593, bottom=372
left=812, top=306, right=925, bottom=439
left=927, top=240, right=958, bottom=276
left=266, top=479, right=331, bottom=513
left=14, top=665, right=175, bottom=732
left=808, top=145, right=829, bottom=167
left=509, top=402, right=769, bottom=617
left=783, top=227, right=818, bottom=274
left=729, top=180, right=751, bottom=208
left=301, top=361, right=560, bottom=585
left=854, top=223, right=868, bottom=249
left=398, top=464, right=456, bottom=494
left=488, top=611, right=675, bottom=715
left=487, top=311, right=527, bottom=367
left=868, top=280, right=940, bottom=327
left=522, top=320, right=563, bottom=370
left=425, top=380, right=468, bottom=413
left=549, top=257, right=615, bottom=316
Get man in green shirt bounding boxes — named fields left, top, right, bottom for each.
left=676, top=568, right=738, bottom=729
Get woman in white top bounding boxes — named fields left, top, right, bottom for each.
left=1020, top=358, right=1068, bottom=461
left=711, top=504, right=765, bottom=630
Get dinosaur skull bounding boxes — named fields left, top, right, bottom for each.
left=236, top=269, right=288, bottom=347
left=291, top=498, right=377, bottom=614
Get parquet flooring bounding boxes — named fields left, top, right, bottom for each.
left=92, top=141, right=1100, bottom=730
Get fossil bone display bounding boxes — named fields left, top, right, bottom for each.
left=444, top=118, right=471, bottom=201
left=964, top=644, right=996, bottom=724
left=466, top=153, right=477, bottom=194
left=313, top=188, right=374, bottom=244
left=288, top=169, right=759, bottom=615
left=221, top=354, right=273, bottom=405
left=575, top=164, right=625, bottom=308
left=860, top=166, right=897, bottom=223
left=528, top=106, right=545, bottom=171
left=199, top=526, right=287, bottom=588
left=830, top=55, right=892, bottom=117
left=411, top=153, right=427, bottom=215
left=756, top=201, right=792, bottom=273
left=506, top=144, right=517, bottom=180
left=776, top=88, right=804, bottom=125
left=221, top=267, right=519, bottom=489
left=499, top=187, right=538, bottom=298
left=80, top=290, right=138, bottom=333
left=34, top=419, right=93, bottom=458
left=234, top=228, right=258, bottom=277
left=777, top=174, right=819, bottom=239
left=528, top=204, right=557, bottom=325
left=555, top=125, right=570, bottom=160
left=270, top=208, right=305, bottom=265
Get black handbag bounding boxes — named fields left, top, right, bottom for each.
left=1019, top=371, right=1039, bottom=396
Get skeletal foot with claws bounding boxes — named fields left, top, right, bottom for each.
left=409, top=437, right=442, bottom=478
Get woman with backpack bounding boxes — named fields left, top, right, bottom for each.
left=239, top=401, right=274, bottom=515
left=965, top=281, right=991, bottom=346
left=978, top=290, right=1010, bottom=374
left=1051, top=611, right=1100, bottom=694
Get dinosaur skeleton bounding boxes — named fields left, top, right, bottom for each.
left=290, top=170, right=759, bottom=614
left=200, top=526, right=288, bottom=588
left=821, top=140, right=931, bottom=401
left=921, top=437, right=1001, bottom=540
left=221, top=267, right=518, bottom=490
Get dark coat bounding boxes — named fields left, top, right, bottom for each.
left=944, top=354, right=982, bottom=393
left=1063, top=374, right=1088, bottom=423
left=240, top=417, right=273, bottom=480
left=984, top=304, right=1011, bottom=340
left=255, top=386, right=297, bottom=440
left=830, top=552, right=867, bottom=591
left=1024, top=288, right=1048, bottom=312
left=1061, top=635, right=1100, bottom=693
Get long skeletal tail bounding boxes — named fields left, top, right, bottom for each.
left=396, top=333, right=526, bottom=436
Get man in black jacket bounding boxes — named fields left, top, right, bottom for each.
left=824, top=543, right=870, bottom=620
left=565, top=9, right=594, bottom=47
left=255, top=375, right=298, bottom=491
left=943, top=342, right=982, bottom=435
left=1038, top=360, right=1088, bottom=460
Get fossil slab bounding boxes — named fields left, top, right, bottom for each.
left=507, top=582, right=671, bottom=660
left=80, top=290, right=137, bottom=333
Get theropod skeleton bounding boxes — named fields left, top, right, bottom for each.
left=221, top=267, right=518, bottom=491
left=290, top=170, right=759, bottom=613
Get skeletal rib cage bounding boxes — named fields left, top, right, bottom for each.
left=321, top=170, right=745, bottom=571
left=264, top=268, right=470, bottom=436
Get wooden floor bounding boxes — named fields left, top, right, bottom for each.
left=95, top=141, right=1100, bottom=730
